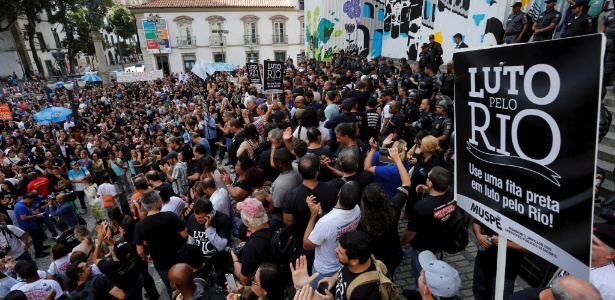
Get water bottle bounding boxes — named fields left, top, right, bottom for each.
left=478, top=237, right=493, bottom=251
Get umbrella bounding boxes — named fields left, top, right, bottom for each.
left=33, top=107, right=73, bottom=123
left=81, top=74, right=102, bottom=82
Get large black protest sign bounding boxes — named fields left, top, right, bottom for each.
left=263, top=60, right=284, bottom=94
left=247, top=63, right=261, bottom=85
left=454, top=34, right=604, bottom=281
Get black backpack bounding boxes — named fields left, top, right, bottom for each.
left=270, top=227, right=298, bottom=267
left=68, top=277, right=99, bottom=300
left=440, top=208, right=469, bottom=254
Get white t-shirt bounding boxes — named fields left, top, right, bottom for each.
left=161, top=196, right=186, bottom=218
left=381, top=103, right=392, bottom=129
left=97, top=183, right=117, bottom=198
left=11, top=279, right=63, bottom=299
left=292, top=125, right=330, bottom=146
left=47, top=254, right=71, bottom=278
left=0, top=225, right=25, bottom=258
left=309, top=205, right=361, bottom=274
left=591, top=262, right=615, bottom=300
left=210, top=188, right=232, bottom=217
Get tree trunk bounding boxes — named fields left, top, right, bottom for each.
left=26, top=13, right=45, bottom=78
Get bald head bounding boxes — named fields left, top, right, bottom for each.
left=56, top=193, right=67, bottom=204
left=168, top=263, right=194, bottom=290
left=552, top=276, right=602, bottom=300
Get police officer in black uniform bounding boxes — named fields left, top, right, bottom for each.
left=430, top=98, right=453, bottom=151
left=418, top=43, right=433, bottom=70
left=504, top=2, right=528, bottom=44
left=440, top=61, right=455, bottom=100
left=428, top=34, right=444, bottom=65
left=602, top=8, right=615, bottom=85
left=412, top=99, right=436, bottom=136
left=385, top=59, right=400, bottom=79
left=378, top=57, right=388, bottom=76
left=403, top=89, right=421, bottom=143
left=532, top=0, right=561, bottom=41
left=562, top=3, right=592, bottom=37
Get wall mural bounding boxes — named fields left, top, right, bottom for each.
left=305, top=0, right=573, bottom=62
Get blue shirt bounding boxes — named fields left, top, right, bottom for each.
left=199, top=139, right=211, bottom=156
left=49, top=201, right=78, bottom=227
left=203, top=116, right=217, bottom=140
left=372, top=151, right=410, bottom=199
left=14, top=201, right=36, bottom=229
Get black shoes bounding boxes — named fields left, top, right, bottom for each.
left=35, top=252, right=50, bottom=258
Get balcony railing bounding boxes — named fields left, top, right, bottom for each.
left=272, top=34, right=288, bottom=45
left=209, top=36, right=227, bottom=47
left=243, top=35, right=260, bottom=46
left=177, top=37, right=196, bottom=48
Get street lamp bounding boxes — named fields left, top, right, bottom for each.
left=52, top=50, right=67, bottom=80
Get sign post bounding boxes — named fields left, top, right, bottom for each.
left=454, top=34, right=605, bottom=282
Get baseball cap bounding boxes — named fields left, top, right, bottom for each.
left=593, top=223, right=615, bottom=249
left=163, top=152, right=178, bottom=162
left=237, top=198, right=265, bottom=219
left=570, top=3, right=583, bottom=8
left=70, top=161, right=78, bottom=167
left=421, top=43, right=430, bottom=49
left=429, top=34, right=435, bottom=39
left=418, top=251, right=461, bottom=298
left=545, top=0, right=556, bottom=3
left=272, top=112, right=286, bottom=123
left=381, top=89, right=393, bottom=96
left=342, top=98, right=355, bottom=110
left=511, top=1, right=522, bottom=7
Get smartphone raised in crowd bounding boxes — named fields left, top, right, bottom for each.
left=226, top=273, right=238, bottom=293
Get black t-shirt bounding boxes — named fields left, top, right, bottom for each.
left=74, top=274, right=117, bottom=300
left=133, top=211, right=186, bottom=269
left=257, top=145, right=285, bottom=182
left=97, top=256, right=141, bottom=292
left=154, top=182, right=176, bottom=199
left=57, top=228, right=81, bottom=249
left=406, top=188, right=456, bottom=252
left=330, top=172, right=373, bottom=190
left=306, top=147, right=334, bottom=181
left=228, top=130, right=245, bottom=165
left=240, top=228, right=273, bottom=279
left=382, top=114, right=405, bottom=137
left=186, top=212, right=232, bottom=259
left=346, top=90, right=369, bottom=111
left=192, top=156, right=206, bottom=176
left=49, top=174, right=71, bottom=192
left=283, top=183, right=339, bottom=239
left=474, top=220, right=524, bottom=280
left=335, top=261, right=380, bottom=300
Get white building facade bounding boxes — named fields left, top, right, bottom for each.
left=129, top=0, right=305, bottom=75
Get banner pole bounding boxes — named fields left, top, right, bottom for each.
left=494, top=235, right=508, bottom=299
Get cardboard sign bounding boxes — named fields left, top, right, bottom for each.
left=247, top=63, right=262, bottom=84
left=263, top=60, right=284, bottom=94
left=454, top=34, right=605, bottom=281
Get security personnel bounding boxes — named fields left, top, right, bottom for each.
left=418, top=43, right=433, bottom=70
left=378, top=57, right=388, bottom=76
left=403, top=89, right=421, bottom=143
left=532, top=0, right=561, bottom=41
left=385, top=59, right=399, bottom=78
left=504, top=2, right=528, bottom=44
left=602, top=9, right=615, bottom=85
left=440, top=61, right=455, bottom=100
left=430, top=98, right=453, bottom=151
left=428, top=34, right=444, bottom=65
left=562, top=4, right=592, bottom=37
left=412, top=99, right=436, bottom=135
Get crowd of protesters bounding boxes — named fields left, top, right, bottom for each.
left=0, top=30, right=613, bottom=300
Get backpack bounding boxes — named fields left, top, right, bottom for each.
left=440, top=207, right=469, bottom=254
left=270, top=227, right=298, bottom=267
left=346, top=256, right=399, bottom=300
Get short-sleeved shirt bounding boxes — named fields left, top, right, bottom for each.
left=270, top=168, right=303, bottom=210
left=372, top=151, right=410, bottom=199
left=283, top=183, right=340, bottom=240
left=0, top=225, right=25, bottom=258
left=133, top=211, right=186, bottom=270
left=68, top=168, right=90, bottom=191
left=14, top=201, right=36, bottom=229
left=563, top=13, right=592, bottom=37
left=11, top=279, right=63, bottom=299
left=240, top=228, right=273, bottom=278
left=97, top=256, right=142, bottom=292
left=73, top=275, right=116, bottom=300
left=381, top=114, right=405, bottom=138
left=506, top=11, right=527, bottom=34
left=406, top=189, right=456, bottom=252
left=172, top=162, right=189, bottom=195
left=335, top=261, right=380, bottom=300
left=324, top=103, right=340, bottom=120
left=534, top=9, right=561, bottom=40
left=329, top=172, right=373, bottom=190
left=186, top=212, right=232, bottom=260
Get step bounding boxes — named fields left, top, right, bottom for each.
left=603, top=96, right=615, bottom=107
left=598, top=143, right=615, bottom=164
left=597, top=159, right=615, bottom=182
left=601, top=132, right=615, bottom=148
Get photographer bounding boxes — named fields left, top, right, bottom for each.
left=48, top=193, right=78, bottom=227
left=0, top=224, right=36, bottom=264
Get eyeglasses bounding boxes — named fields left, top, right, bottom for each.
left=251, top=277, right=260, bottom=287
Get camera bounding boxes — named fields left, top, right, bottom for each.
left=224, top=243, right=245, bottom=258
left=379, top=148, right=389, bottom=157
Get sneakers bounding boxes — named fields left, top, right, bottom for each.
left=35, top=252, right=50, bottom=258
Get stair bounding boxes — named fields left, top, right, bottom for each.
left=597, top=86, right=615, bottom=210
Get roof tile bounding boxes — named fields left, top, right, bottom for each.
left=129, top=0, right=294, bottom=9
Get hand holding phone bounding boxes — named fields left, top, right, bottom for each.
left=226, top=274, right=238, bottom=293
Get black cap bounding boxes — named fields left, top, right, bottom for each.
left=381, top=89, right=393, bottom=96
left=594, top=223, right=615, bottom=249
left=421, top=43, right=430, bottom=49
left=388, top=59, right=394, bottom=64
left=429, top=34, right=435, bottom=39
left=163, top=152, right=178, bottom=161
left=545, top=0, right=556, bottom=3
left=272, top=112, right=285, bottom=123
left=511, top=2, right=522, bottom=7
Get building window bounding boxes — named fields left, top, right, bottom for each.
left=53, top=31, right=61, bottom=49
left=213, top=52, right=226, bottom=63
left=274, top=51, right=286, bottom=62
left=183, top=54, right=196, bottom=72
left=174, top=16, right=195, bottom=47
left=36, top=32, right=47, bottom=51
left=241, top=15, right=260, bottom=45
left=207, top=15, right=227, bottom=46
left=246, top=51, right=259, bottom=63
left=270, top=15, right=288, bottom=44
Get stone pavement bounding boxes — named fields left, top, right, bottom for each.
left=392, top=216, right=531, bottom=300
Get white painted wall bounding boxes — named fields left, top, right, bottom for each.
left=134, top=8, right=305, bottom=74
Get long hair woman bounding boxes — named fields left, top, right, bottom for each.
left=406, top=135, right=444, bottom=217
left=359, top=183, right=403, bottom=276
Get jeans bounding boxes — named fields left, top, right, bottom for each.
left=125, top=275, right=144, bottom=300
left=22, top=226, right=44, bottom=255
left=140, top=260, right=160, bottom=299
left=411, top=248, right=422, bottom=292
left=36, top=214, right=58, bottom=238
left=310, top=266, right=337, bottom=290
left=156, top=267, right=173, bottom=298
left=74, top=191, right=86, bottom=209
